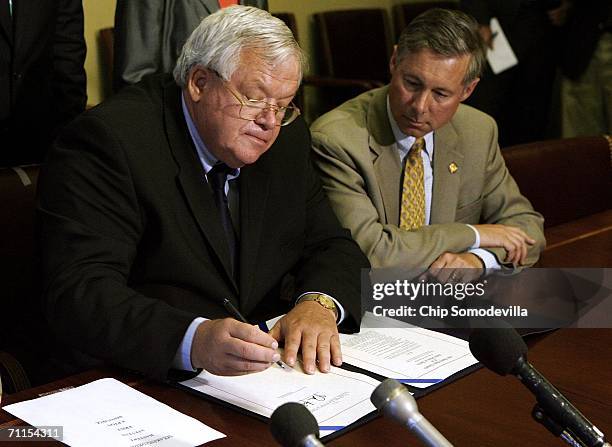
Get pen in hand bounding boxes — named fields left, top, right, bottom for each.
left=222, top=298, right=289, bottom=370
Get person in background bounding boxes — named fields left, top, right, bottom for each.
left=113, top=0, right=268, bottom=91
left=38, top=6, right=368, bottom=380
left=311, top=8, right=545, bottom=284
left=460, top=0, right=570, bottom=147
left=0, top=0, right=86, bottom=167
left=560, top=2, right=611, bottom=137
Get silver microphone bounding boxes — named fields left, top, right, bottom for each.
left=371, top=378, right=453, bottom=447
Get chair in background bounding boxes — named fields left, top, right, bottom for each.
left=314, top=8, right=392, bottom=84
left=503, top=136, right=612, bottom=228
left=0, top=166, right=40, bottom=393
left=392, top=1, right=458, bottom=40
left=1, top=164, right=69, bottom=391
left=502, top=135, right=612, bottom=267
left=312, top=9, right=393, bottom=116
left=273, top=11, right=383, bottom=122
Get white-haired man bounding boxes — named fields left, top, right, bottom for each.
left=39, top=6, right=368, bottom=380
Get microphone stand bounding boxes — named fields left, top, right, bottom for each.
left=531, top=404, right=610, bottom=447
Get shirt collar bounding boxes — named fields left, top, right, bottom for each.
left=386, top=95, right=434, bottom=158
left=181, top=93, right=240, bottom=179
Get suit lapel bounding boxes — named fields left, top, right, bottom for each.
left=430, top=122, right=463, bottom=224
left=162, top=81, right=238, bottom=291
left=368, top=87, right=402, bottom=225
left=238, top=164, right=270, bottom=313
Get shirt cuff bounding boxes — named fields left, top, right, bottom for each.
left=469, top=248, right=501, bottom=270
left=172, top=316, right=207, bottom=371
left=295, top=292, right=346, bottom=325
left=466, top=224, right=480, bottom=249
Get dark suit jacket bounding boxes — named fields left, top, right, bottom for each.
left=38, top=75, right=367, bottom=380
left=0, top=0, right=86, bottom=167
left=460, top=0, right=562, bottom=146
left=461, top=0, right=560, bottom=59
left=560, top=2, right=610, bottom=80
left=113, top=0, right=269, bottom=90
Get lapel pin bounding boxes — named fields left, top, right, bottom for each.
left=448, top=162, right=458, bottom=174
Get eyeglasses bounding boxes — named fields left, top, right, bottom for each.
left=213, top=71, right=300, bottom=127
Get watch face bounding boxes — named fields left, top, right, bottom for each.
left=317, top=295, right=334, bottom=309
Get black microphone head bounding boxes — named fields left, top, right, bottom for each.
left=469, top=326, right=528, bottom=376
left=270, top=402, right=320, bottom=447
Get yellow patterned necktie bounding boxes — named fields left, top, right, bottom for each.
left=400, top=137, right=426, bottom=230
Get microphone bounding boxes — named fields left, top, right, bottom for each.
left=371, top=378, right=453, bottom=447
left=270, top=402, right=325, bottom=447
left=469, top=327, right=609, bottom=447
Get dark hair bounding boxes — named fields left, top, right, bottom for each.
left=396, top=8, right=485, bottom=84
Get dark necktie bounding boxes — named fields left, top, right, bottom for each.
left=208, top=163, right=238, bottom=279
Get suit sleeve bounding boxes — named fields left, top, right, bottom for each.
left=311, top=130, right=477, bottom=270
left=287, top=121, right=369, bottom=331
left=113, top=0, right=163, bottom=90
left=38, top=114, right=197, bottom=380
left=52, top=0, right=87, bottom=128
left=477, top=122, right=546, bottom=270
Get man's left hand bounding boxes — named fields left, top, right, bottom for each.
left=428, top=252, right=485, bottom=283
left=268, top=301, right=341, bottom=374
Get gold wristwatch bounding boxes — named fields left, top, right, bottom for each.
left=298, top=293, right=338, bottom=320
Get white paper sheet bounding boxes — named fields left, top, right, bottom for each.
left=3, top=378, right=225, bottom=447
left=486, top=18, right=518, bottom=74
left=339, top=312, right=478, bottom=388
left=180, top=359, right=379, bottom=438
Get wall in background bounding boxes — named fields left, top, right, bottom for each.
left=83, top=0, right=116, bottom=106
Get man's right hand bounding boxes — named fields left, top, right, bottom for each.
left=191, top=318, right=280, bottom=375
left=473, top=224, right=536, bottom=265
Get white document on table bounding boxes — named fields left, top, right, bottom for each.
left=339, top=312, right=478, bottom=388
left=3, top=378, right=225, bottom=447
left=180, top=358, right=379, bottom=438
left=486, top=17, right=518, bottom=74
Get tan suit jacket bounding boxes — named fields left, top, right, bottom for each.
left=311, top=86, right=545, bottom=269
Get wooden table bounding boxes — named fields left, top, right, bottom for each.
left=541, top=217, right=612, bottom=268
left=1, top=329, right=611, bottom=446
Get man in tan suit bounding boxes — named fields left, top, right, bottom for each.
left=311, top=9, right=545, bottom=281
